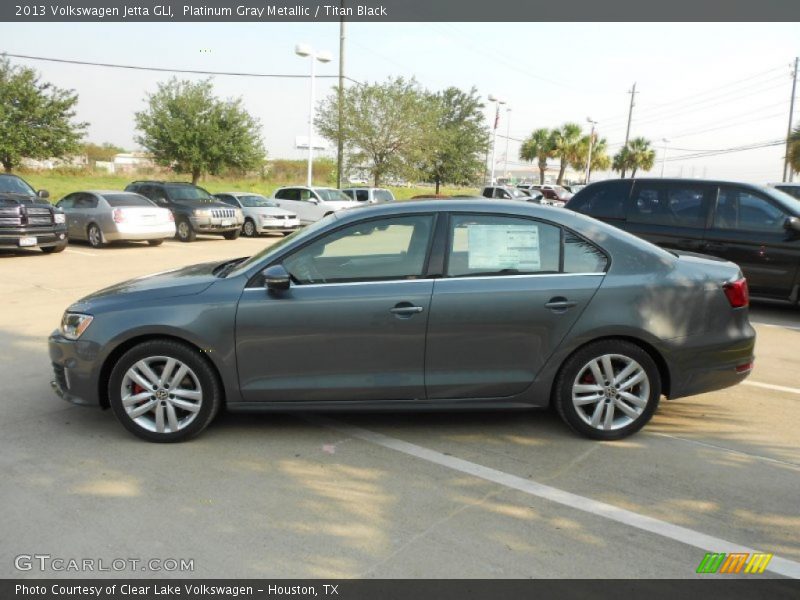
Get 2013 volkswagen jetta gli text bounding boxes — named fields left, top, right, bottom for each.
left=48, top=200, right=756, bottom=442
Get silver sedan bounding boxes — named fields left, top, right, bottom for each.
left=57, top=191, right=175, bottom=248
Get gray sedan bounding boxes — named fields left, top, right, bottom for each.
left=57, top=191, right=175, bottom=248
left=49, top=199, right=755, bottom=442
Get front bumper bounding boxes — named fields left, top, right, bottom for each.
left=48, top=331, right=102, bottom=407
left=257, top=218, right=301, bottom=233
left=0, top=226, right=68, bottom=249
left=190, top=217, right=244, bottom=233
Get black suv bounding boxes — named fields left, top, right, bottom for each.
left=0, top=174, right=67, bottom=253
left=125, top=181, right=244, bottom=242
left=566, top=178, right=800, bottom=303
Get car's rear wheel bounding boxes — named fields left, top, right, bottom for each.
left=555, top=340, right=660, bottom=440
left=87, top=224, right=104, bottom=248
left=108, top=340, right=221, bottom=442
left=176, top=219, right=196, bottom=242
left=242, top=219, right=257, bottom=237
left=223, top=228, right=241, bottom=240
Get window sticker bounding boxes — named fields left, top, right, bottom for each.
left=467, top=224, right=541, bottom=271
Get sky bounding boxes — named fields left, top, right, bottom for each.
left=3, top=21, right=799, bottom=182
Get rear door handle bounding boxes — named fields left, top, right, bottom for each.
left=390, top=303, right=424, bottom=317
left=701, top=242, right=727, bottom=252
left=545, top=297, right=578, bottom=312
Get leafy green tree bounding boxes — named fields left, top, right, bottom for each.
left=82, top=142, right=125, bottom=163
left=613, top=137, right=655, bottom=178
left=135, top=78, right=264, bottom=184
left=789, top=123, right=800, bottom=175
left=519, top=128, right=554, bottom=184
left=550, top=123, right=583, bottom=185
left=0, top=56, right=87, bottom=173
left=421, top=87, right=490, bottom=193
left=571, top=134, right=611, bottom=181
left=316, top=77, right=435, bottom=187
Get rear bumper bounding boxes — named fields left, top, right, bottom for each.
left=104, top=223, right=176, bottom=241
left=48, top=331, right=102, bottom=407
left=0, top=226, right=67, bottom=249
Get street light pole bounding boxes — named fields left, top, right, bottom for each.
left=585, top=117, right=597, bottom=184
left=488, top=94, right=506, bottom=185
left=660, top=138, right=670, bottom=178
left=504, top=106, right=511, bottom=182
left=296, top=43, right=332, bottom=187
left=783, top=57, right=798, bottom=183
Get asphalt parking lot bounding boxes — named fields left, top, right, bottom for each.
left=1, top=236, right=799, bottom=579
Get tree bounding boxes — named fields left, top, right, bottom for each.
left=570, top=134, right=611, bottom=182
left=82, top=142, right=125, bottom=163
left=550, top=123, right=583, bottom=185
left=519, top=128, right=554, bottom=184
left=613, top=137, right=655, bottom=178
left=316, top=77, right=435, bottom=187
left=421, top=87, right=490, bottom=193
left=789, top=123, right=800, bottom=175
left=0, top=56, right=87, bottom=173
left=135, top=78, right=264, bottom=184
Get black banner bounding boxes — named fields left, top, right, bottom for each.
left=2, top=0, right=799, bottom=22
left=4, top=580, right=800, bottom=600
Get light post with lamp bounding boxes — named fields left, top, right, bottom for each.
left=585, top=117, right=597, bottom=184
left=295, top=43, right=332, bottom=187
left=487, top=94, right=506, bottom=185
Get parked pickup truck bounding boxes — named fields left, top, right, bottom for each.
left=0, top=174, right=67, bottom=253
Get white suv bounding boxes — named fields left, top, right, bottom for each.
left=272, top=186, right=361, bottom=224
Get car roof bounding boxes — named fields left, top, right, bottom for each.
left=83, top=190, right=144, bottom=195
left=217, top=191, right=267, bottom=196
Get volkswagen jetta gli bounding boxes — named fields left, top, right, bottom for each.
left=49, top=200, right=755, bottom=442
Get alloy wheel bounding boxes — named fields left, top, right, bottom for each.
left=88, top=225, right=102, bottom=247
left=571, top=354, right=650, bottom=431
left=120, top=355, right=203, bottom=434
left=243, top=220, right=256, bottom=237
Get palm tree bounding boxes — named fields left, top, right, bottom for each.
left=519, top=128, right=553, bottom=184
left=571, top=134, right=611, bottom=182
left=550, top=123, right=583, bottom=185
left=613, top=137, right=655, bottom=178
left=789, top=123, right=800, bottom=176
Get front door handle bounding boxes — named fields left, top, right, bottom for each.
left=701, top=242, right=727, bottom=253
left=545, top=297, right=577, bottom=312
left=390, top=303, right=424, bottom=317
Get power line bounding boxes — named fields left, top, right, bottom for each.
left=664, top=139, right=784, bottom=162
left=3, top=52, right=363, bottom=84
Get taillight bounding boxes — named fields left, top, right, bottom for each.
left=166, top=211, right=174, bottom=222
left=723, top=278, right=749, bottom=308
left=112, top=208, right=125, bottom=223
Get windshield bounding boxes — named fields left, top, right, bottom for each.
left=0, top=175, right=37, bottom=196
left=508, top=188, right=528, bottom=198
left=316, top=188, right=352, bottom=202
left=104, top=194, right=156, bottom=207
left=165, top=184, right=215, bottom=202
left=228, top=213, right=340, bottom=277
left=239, top=195, right=277, bottom=208
left=374, top=189, right=394, bottom=202
left=774, top=185, right=800, bottom=201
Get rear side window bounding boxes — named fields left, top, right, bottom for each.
left=73, top=194, right=98, bottom=209
left=482, top=188, right=493, bottom=198
left=355, top=190, right=369, bottom=202
left=629, top=183, right=710, bottom=228
left=714, top=187, right=786, bottom=232
left=104, top=194, right=156, bottom=207
left=568, top=181, right=631, bottom=220
left=563, top=232, right=608, bottom=273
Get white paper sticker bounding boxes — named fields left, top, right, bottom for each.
left=467, top=224, right=541, bottom=271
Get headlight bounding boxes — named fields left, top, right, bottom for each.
left=194, top=209, right=212, bottom=218
left=53, top=212, right=66, bottom=224
left=60, top=312, right=94, bottom=340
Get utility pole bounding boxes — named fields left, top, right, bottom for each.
left=336, top=1, right=346, bottom=188
left=621, top=82, right=637, bottom=178
left=585, top=117, right=597, bottom=184
left=783, top=57, right=798, bottom=183
left=503, top=107, right=511, bottom=182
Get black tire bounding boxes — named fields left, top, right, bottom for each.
left=108, top=339, right=222, bottom=442
left=87, top=224, right=104, bottom=248
left=147, top=239, right=164, bottom=246
left=223, top=228, right=241, bottom=240
left=176, top=218, right=196, bottom=242
left=41, top=243, right=67, bottom=254
left=554, top=339, right=661, bottom=441
left=242, top=219, right=257, bottom=237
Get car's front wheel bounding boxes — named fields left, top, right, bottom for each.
left=223, top=228, right=241, bottom=240
left=242, top=219, right=257, bottom=237
left=555, top=340, right=661, bottom=440
left=176, top=219, right=196, bottom=242
left=108, top=340, right=221, bottom=442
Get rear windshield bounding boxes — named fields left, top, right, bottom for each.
left=316, top=188, right=352, bottom=202
left=374, top=189, right=394, bottom=202
left=239, top=195, right=277, bottom=208
left=165, top=184, right=215, bottom=202
left=104, top=194, right=156, bottom=207
left=0, top=175, right=36, bottom=196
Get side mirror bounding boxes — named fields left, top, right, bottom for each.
left=37, top=189, right=50, bottom=199
left=785, top=216, right=800, bottom=233
left=262, top=264, right=291, bottom=291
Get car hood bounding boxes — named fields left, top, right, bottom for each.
left=69, top=261, right=222, bottom=312
left=324, top=200, right=362, bottom=210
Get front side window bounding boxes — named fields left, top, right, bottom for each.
left=446, top=215, right=561, bottom=277
left=714, top=187, right=786, bottom=232
left=568, top=181, right=631, bottom=220
left=355, top=190, right=370, bottom=202
left=629, top=184, right=709, bottom=228
left=316, top=188, right=352, bottom=202
left=74, top=193, right=98, bottom=209
left=283, top=215, right=435, bottom=284
left=374, top=190, right=394, bottom=202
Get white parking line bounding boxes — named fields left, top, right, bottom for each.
left=64, top=249, right=97, bottom=257
left=312, top=416, right=800, bottom=579
left=752, top=321, right=800, bottom=332
left=743, top=380, right=800, bottom=396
